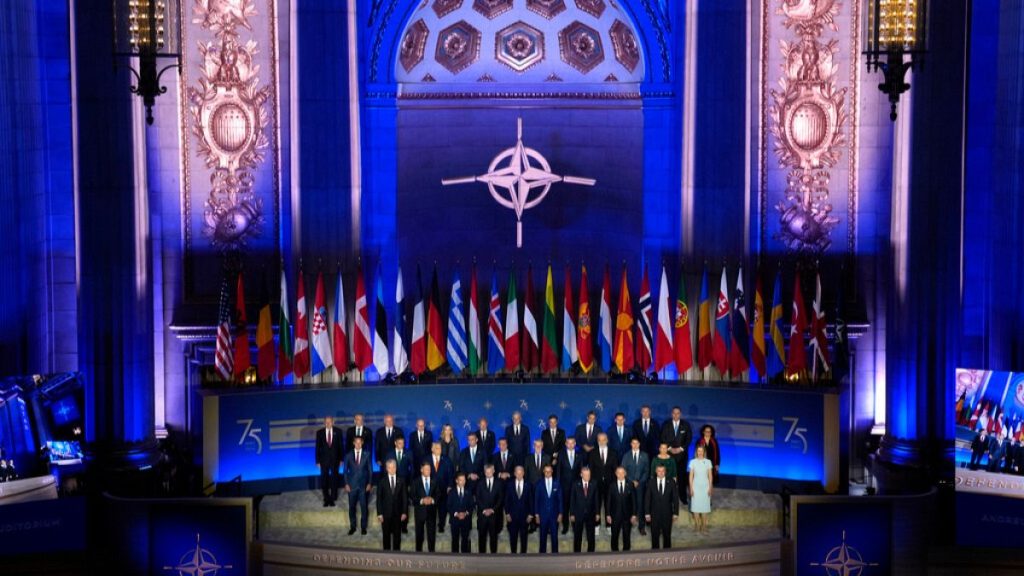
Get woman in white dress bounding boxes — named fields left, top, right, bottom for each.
left=687, top=445, right=714, bottom=533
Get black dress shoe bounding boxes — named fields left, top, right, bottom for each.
left=323, top=501, right=329, bottom=507
left=361, top=529, right=367, bottom=535
left=402, top=528, right=408, bottom=534
left=639, top=528, right=647, bottom=536
left=438, top=526, right=445, bottom=533
left=560, top=528, right=568, bottom=535
left=329, top=501, right=336, bottom=507
left=348, top=527, right=356, bottom=535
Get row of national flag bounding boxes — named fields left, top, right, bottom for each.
left=215, top=262, right=846, bottom=384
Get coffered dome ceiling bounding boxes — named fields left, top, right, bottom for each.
left=395, top=0, right=645, bottom=86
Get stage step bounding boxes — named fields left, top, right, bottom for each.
left=259, top=488, right=782, bottom=552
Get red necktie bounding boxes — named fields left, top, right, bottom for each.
left=327, top=430, right=332, bottom=446
left=355, top=452, right=360, bottom=465
left=584, top=483, right=588, bottom=497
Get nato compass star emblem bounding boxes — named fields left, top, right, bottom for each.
left=163, top=533, right=232, bottom=576
left=442, top=118, right=596, bottom=248
left=809, top=530, right=879, bottom=576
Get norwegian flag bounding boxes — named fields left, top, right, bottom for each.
left=214, top=277, right=234, bottom=381
left=636, top=267, right=654, bottom=373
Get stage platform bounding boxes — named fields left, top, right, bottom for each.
left=258, top=487, right=782, bottom=553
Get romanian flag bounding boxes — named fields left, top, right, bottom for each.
left=577, top=265, right=594, bottom=373
left=673, top=265, right=693, bottom=375
left=786, top=270, right=808, bottom=380
left=277, top=268, right=293, bottom=380
left=712, top=267, right=731, bottom=378
left=697, top=266, right=713, bottom=370
left=751, top=270, right=767, bottom=379
left=504, top=270, right=520, bottom=371
left=767, top=269, right=786, bottom=378
left=540, top=265, right=559, bottom=374
left=613, top=265, right=635, bottom=373
left=426, top=265, right=445, bottom=371
left=232, top=272, right=251, bottom=381
left=256, top=275, right=275, bottom=381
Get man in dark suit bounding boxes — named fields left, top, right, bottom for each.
left=541, top=415, right=566, bottom=467
left=410, top=462, right=440, bottom=552
left=409, top=418, right=434, bottom=471
left=607, top=412, right=633, bottom=457
left=447, top=472, right=475, bottom=553
left=459, top=433, right=485, bottom=493
left=645, top=464, right=679, bottom=549
left=607, top=466, right=636, bottom=551
left=557, top=437, right=582, bottom=535
left=661, top=406, right=693, bottom=504
left=505, top=465, right=533, bottom=554
left=969, top=429, right=989, bottom=470
left=569, top=466, right=599, bottom=552
left=632, top=405, right=660, bottom=458
left=346, top=413, right=373, bottom=455
left=622, top=436, right=650, bottom=535
left=494, top=437, right=517, bottom=486
left=988, top=434, right=1008, bottom=472
left=504, top=411, right=531, bottom=462
left=475, top=418, right=497, bottom=461
left=343, top=436, right=373, bottom=535
left=315, top=416, right=344, bottom=507
left=574, top=411, right=602, bottom=456
left=428, top=442, right=454, bottom=534
left=376, top=459, right=407, bottom=551
left=476, top=464, right=504, bottom=553
left=533, top=464, right=562, bottom=554
left=1005, top=438, right=1020, bottom=474
left=388, top=436, right=414, bottom=534
left=589, top=433, right=618, bottom=531
left=374, top=414, right=405, bottom=472
left=525, top=438, right=550, bottom=486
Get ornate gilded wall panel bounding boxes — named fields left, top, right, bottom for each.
left=760, top=0, right=860, bottom=255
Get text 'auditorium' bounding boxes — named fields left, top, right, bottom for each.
left=1, top=0, right=1021, bottom=574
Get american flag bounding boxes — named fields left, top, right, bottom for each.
left=215, top=277, right=234, bottom=380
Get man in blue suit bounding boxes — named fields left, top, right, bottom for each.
left=343, top=436, right=373, bottom=535
left=533, top=464, right=562, bottom=554
left=607, top=412, right=634, bottom=457
left=504, top=465, right=533, bottom=554
left=447, top=472, right=475, bottom=553
left=622, top=436, right=650, bottom=536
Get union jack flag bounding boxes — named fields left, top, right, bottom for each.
left=215, top=277, right=234, bottom=380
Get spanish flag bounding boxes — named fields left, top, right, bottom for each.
left=697, top=266, right=713, bottom=370
left=751, top=270, right=767, bottom=379
left=613, top=265, right=635, bottom=373
left=426, top=265, right=445, bottom=371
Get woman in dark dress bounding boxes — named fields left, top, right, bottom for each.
left=439, top=424, right=460, bottom=468
left=695, top=424, right=720, bottom=483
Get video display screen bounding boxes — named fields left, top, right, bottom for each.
left=954, top=368, right=1024, bottom=548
